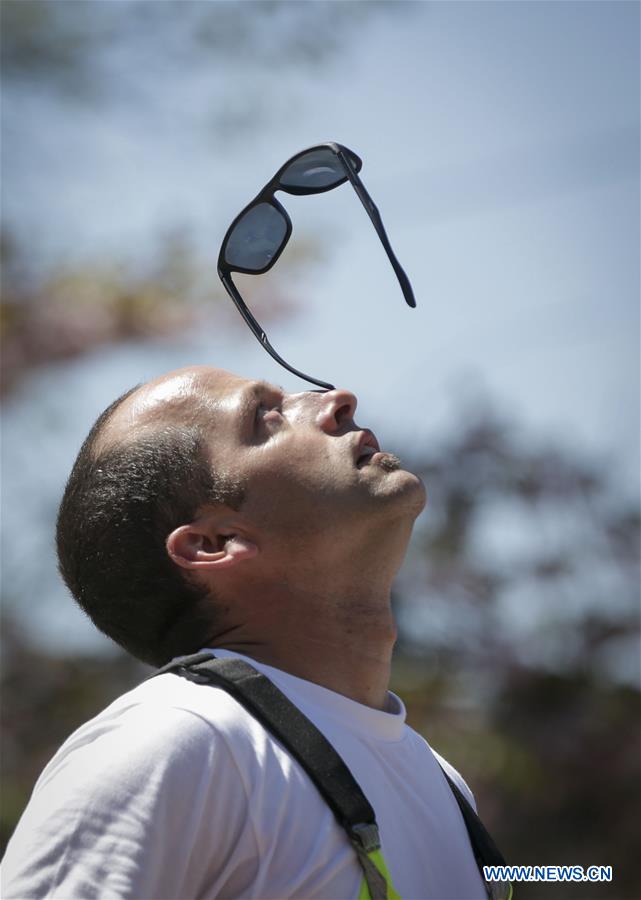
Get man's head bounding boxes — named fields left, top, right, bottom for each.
left=56, top=366, right=426, bottom=666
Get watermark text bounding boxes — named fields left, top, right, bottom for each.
left=483, top=865, right=613, bottom=883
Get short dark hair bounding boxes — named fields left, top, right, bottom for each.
left=56, top=387, right=245, bottom=667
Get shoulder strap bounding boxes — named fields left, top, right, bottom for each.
left=440, top=771, right=512, bottom=900
left=151, top=652, right=510, bottom=900
left=152, top=653, right=389, bottom=899
left=441, top=772, right=506, bottom=868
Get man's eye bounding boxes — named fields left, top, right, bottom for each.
left=255, top=404, right=281, bottom=425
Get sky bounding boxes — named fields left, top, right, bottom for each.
left=2, top=0, right=639, bottom=653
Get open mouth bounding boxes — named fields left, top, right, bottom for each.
left=356, top=449, right=379, bottom=468
left=355, top=430, right=380, bottom=467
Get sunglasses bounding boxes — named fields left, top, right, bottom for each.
left=217, top=141, right=416, bottom=390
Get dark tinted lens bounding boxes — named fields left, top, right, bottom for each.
left=280, top=148, right=346, bottom=189
left=224, top=202, right=288, bottom=270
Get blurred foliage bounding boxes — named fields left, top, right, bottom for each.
left=395, top=663, right=640, bottom=900
left=0, top=227, right=324, bottom=397
left=396, top=406, right=639, bottom=676
left=389, top=403, right=640, bottom=898
left=2, top=402, right=639, bottom=896
left=0, top=229, right=199, bottom=395
left=0, top=0, right=390, bottom=391
left=1, top=0, right=400, bottom=106
left=1, top=0, right=409, bottom=157
left=0, top=616, right=150, bottom=852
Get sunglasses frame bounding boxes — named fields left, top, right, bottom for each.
left=217, top=141, right=416, bottom=390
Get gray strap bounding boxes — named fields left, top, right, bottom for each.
left=351, top=842, right=388, bottom=900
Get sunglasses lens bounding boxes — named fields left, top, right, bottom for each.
left=224, top=202, right=288, bottom=270
left=280, top=148, right=347, bottom=190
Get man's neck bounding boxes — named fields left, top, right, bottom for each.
left=207, top=520, right=414, bottom=710
left=209, top=581, right=397, bottom=710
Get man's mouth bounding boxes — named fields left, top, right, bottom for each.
left=355, top=430, right=381, bottom=467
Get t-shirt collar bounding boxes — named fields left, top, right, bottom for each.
left=202, top=648, right=407, bottom=742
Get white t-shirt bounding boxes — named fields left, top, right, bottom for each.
left=1, top=650, right=487, bottom=900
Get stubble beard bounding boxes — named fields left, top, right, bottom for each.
left=378, top=452, right=402, bottom=472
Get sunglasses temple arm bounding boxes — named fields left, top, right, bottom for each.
left=338, top=153, right=417, bottom=309
left=219, top=273, right=335, bottom=391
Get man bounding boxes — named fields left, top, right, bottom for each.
left=1, top=365, right=488, bottom=899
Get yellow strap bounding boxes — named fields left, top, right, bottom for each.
left=358, top=848, right=402, bottom=900
left=357, top=848, right=513, bottom=900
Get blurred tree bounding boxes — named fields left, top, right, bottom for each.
left=390, top=399, right=640, bottom=898
left=0, top=615, right=149, bottom=854
left=1, top=0, right=400, bottom=115
left=0, top=226, right=323, bottom=396
left=1, top=229, right=198, bottom=395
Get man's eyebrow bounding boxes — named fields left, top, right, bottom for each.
left=259, top=380, right=285, bottom=394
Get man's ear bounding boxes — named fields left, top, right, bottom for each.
left=166, top=513, right=258, bottom=572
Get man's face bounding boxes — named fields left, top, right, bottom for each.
left=122, top=366, right=426, bottom=543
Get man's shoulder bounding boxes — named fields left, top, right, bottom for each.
left=429, top=748, right=478, bottom=811
left=91, top=669, right=258, bottom=735
left=2, top=673, right=265, bottom=900
left=41, top=671, right=262, bottom=787
left=106, top=668, right=244, bottom=723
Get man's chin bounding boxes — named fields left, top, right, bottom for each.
left=401, top=469, right=427, bottom=514
left=375, top=461, right=427, bottom=513
left=378, top=453, right=424, bottom=488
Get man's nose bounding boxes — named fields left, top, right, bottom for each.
left=316, top=388, right=358, bottom=433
